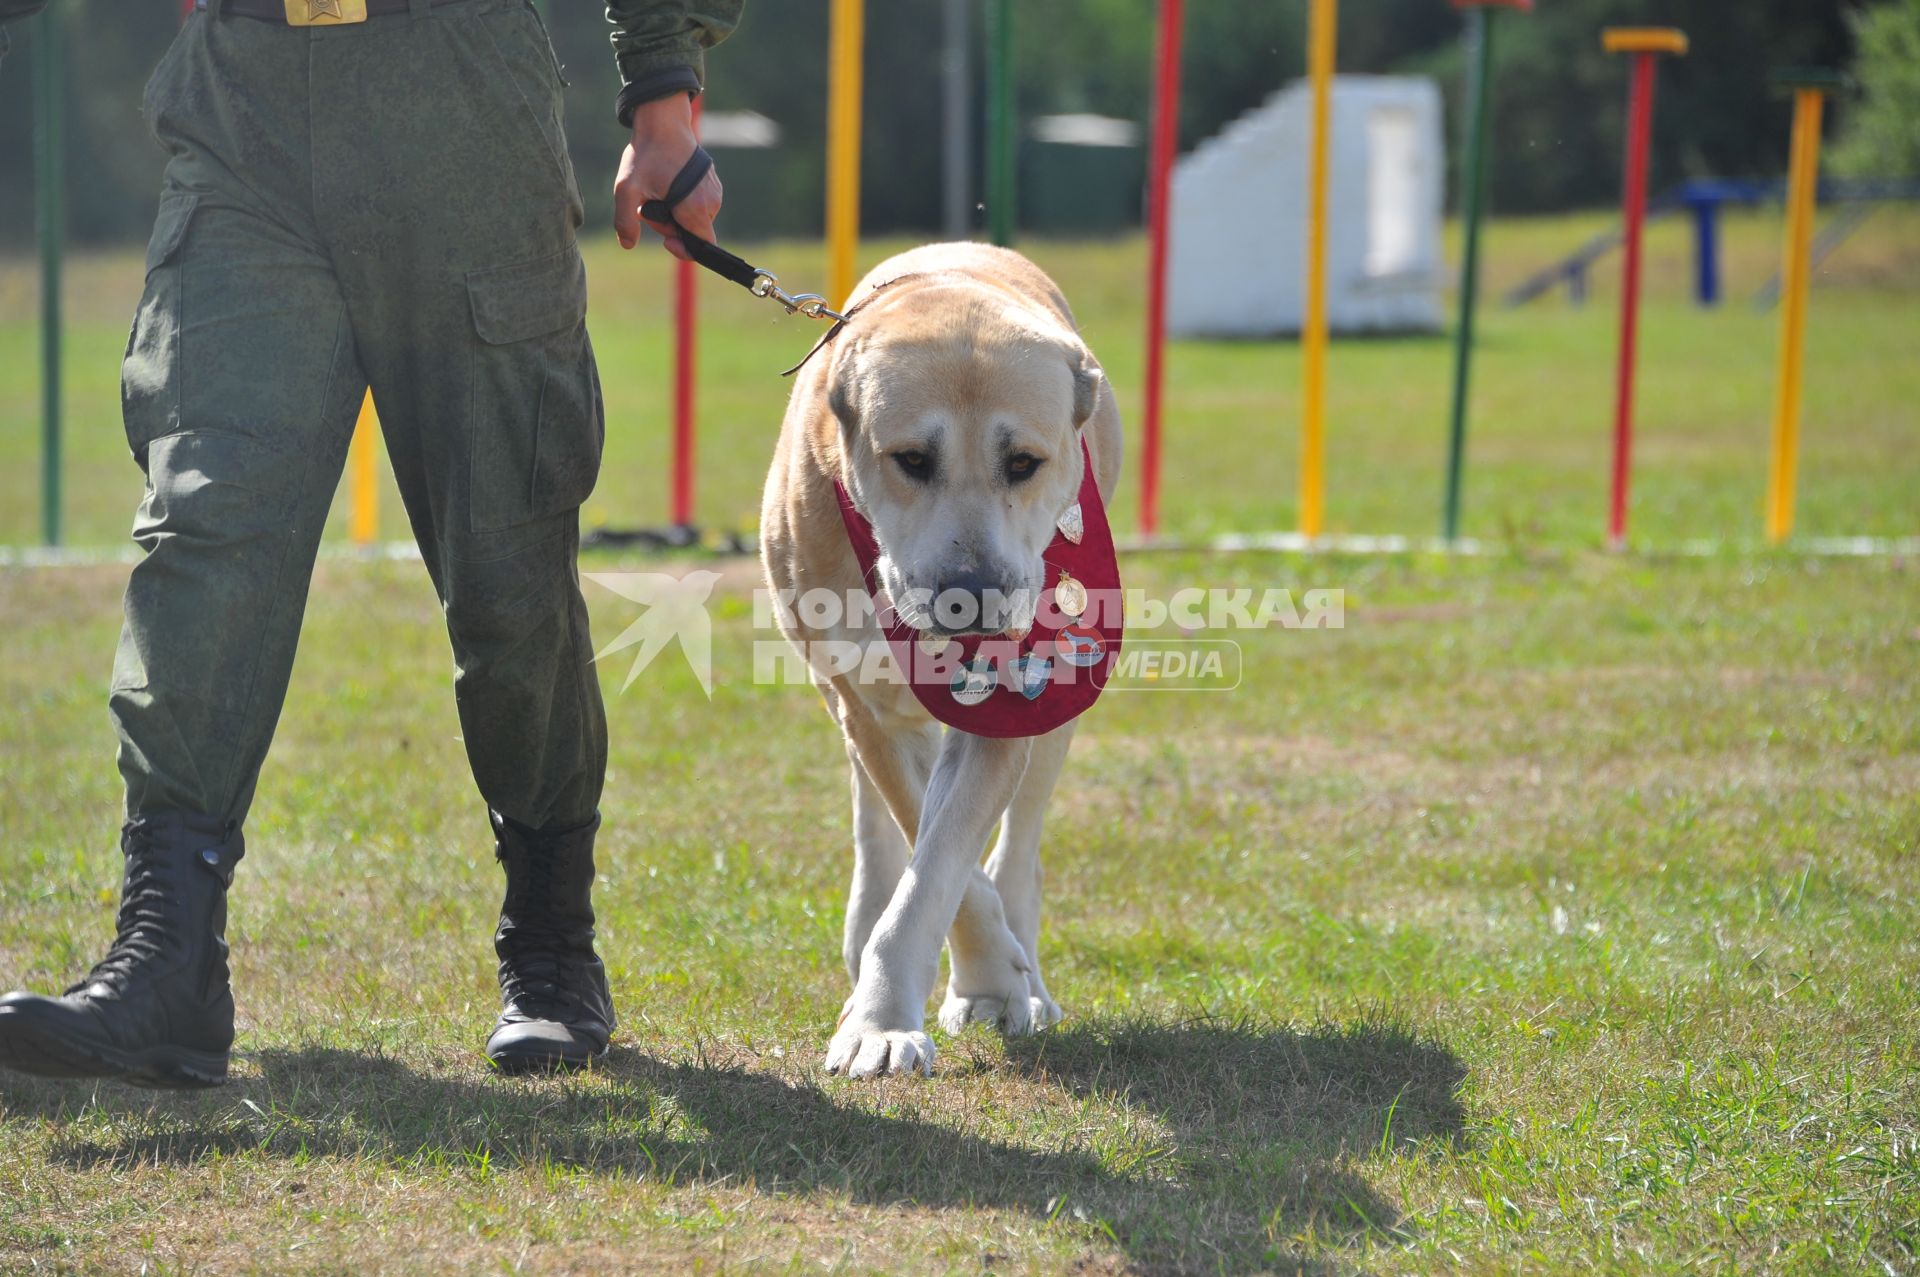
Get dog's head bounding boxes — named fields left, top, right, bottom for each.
left=826, top=284, right=1103, bottom=636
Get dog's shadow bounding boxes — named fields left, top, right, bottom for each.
left=7, top=1015, right=1464, bottom=1273
left=1002, top=1015, right=1467, bottom=1268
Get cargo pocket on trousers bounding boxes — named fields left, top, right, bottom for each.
left=466, top=245, right=605, bottom=535
left=121, top=191, right=199, bottom=466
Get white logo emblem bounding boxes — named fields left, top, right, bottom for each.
left=584, top=570, right=722, bottom=696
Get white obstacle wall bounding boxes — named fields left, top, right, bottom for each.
left=1167, top=75, right=1446, bottom=337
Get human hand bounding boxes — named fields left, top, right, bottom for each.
left=613, top=93, right=723, bottom=260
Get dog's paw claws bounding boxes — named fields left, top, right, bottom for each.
left=825, top=1026, right=935, bottom=1079
left=939, top=988, right=1036, bottom=1037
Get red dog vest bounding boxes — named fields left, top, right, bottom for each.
left=833, top=438, right=1123, bottom=738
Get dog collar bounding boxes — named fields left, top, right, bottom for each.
left=833, top=437, right=1123, bottom=739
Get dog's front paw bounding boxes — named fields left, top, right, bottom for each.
left=943, top=930, right=1039, bottom=1037
left=941, top=971, right=1061, bottom=1035
left=825, top=1021, right=936, bottom=1078
left=938, top=987, right=1036, bottom=1036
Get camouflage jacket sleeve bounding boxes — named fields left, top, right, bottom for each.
left=605, top=1, right=743, bottom=127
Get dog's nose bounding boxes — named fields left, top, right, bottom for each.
left=931, top=571, right=1003, bottom=633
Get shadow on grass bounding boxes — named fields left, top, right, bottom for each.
left=1004, top=1014, right=1467, bottom=1269
left=4, top=1014, right=1464, bottom=1274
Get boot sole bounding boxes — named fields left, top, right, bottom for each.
left=0, top=1013, right=228, bottom=1090
left=486, top=1041, right=611, bottom=1076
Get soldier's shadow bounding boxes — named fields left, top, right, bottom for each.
left=9, top=1015, right=1465, bottom=1274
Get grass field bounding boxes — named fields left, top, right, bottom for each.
left=0, top=211, right=1917, bottom=1274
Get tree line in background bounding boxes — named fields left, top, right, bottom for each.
left=0, top=0, right=1905, bottom=248
left=1833, top=0, right=1920, bottom=179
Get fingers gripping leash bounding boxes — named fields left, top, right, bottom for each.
left=641, top=147, right=845, bottom=323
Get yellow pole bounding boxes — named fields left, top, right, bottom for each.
left=1300, top=0, right=1335, bottom=540
left=349, top=391, right=379, bottom=546
left=1766, top=87, right=1823, bottom=545
left=827, top=0, right=865, bottom=308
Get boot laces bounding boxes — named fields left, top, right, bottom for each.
left=68, top=854, right=175, bottom=995
left=499, top=854, right=587, bottom=1018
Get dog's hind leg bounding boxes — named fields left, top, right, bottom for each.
left=946, top=723, right=1073, bottom=1033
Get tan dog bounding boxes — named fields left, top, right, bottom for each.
left=760, top=242, right=1123, bottom=1078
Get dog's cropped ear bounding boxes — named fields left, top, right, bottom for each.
left=1067, top=341, right=1104, bottom=430
left=825, top=328, right=868, bottom=434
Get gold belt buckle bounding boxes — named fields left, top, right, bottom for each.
left=284, top=0, right=368, bottom=25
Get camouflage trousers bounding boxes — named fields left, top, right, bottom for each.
left=114, top=0, right=607, bottom=830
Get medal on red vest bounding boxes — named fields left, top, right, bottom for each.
left=833, top=437, right=1122, bottom=738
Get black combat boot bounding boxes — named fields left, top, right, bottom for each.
left=485, top=810, right=615, bottom=1074
left=0, top=812, right=242, bottom=1089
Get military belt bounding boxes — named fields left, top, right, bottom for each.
left=196, top=0, right=464, bottom=26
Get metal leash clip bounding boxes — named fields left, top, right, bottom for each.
left=641, top=147, right=846, bottom=325
left=751, top=272, right=846, bottom=322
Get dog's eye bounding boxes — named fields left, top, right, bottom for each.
left=893, top=450, right=934, bottom=482
left=1005, top=453, right=1044, bottom=484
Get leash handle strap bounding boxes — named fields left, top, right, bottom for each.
left=639, top=148, right=760, bottom=290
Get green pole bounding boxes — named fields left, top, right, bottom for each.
left=1442, top=6, right=1495, bottom=545
left=985, top=0, right=1014, bottom=246
left=34, top=8, right=64, bottom=548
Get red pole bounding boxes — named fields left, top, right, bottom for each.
left=671, top=97, right=703, bottom=530
left=1140, top=0, right=1183, bottom=539
left=180, top=0, right=193, bottom=20
left=1608, top=52, right=1655, bottom=550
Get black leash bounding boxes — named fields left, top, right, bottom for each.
left=642, top=147, right=845, bottom=323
